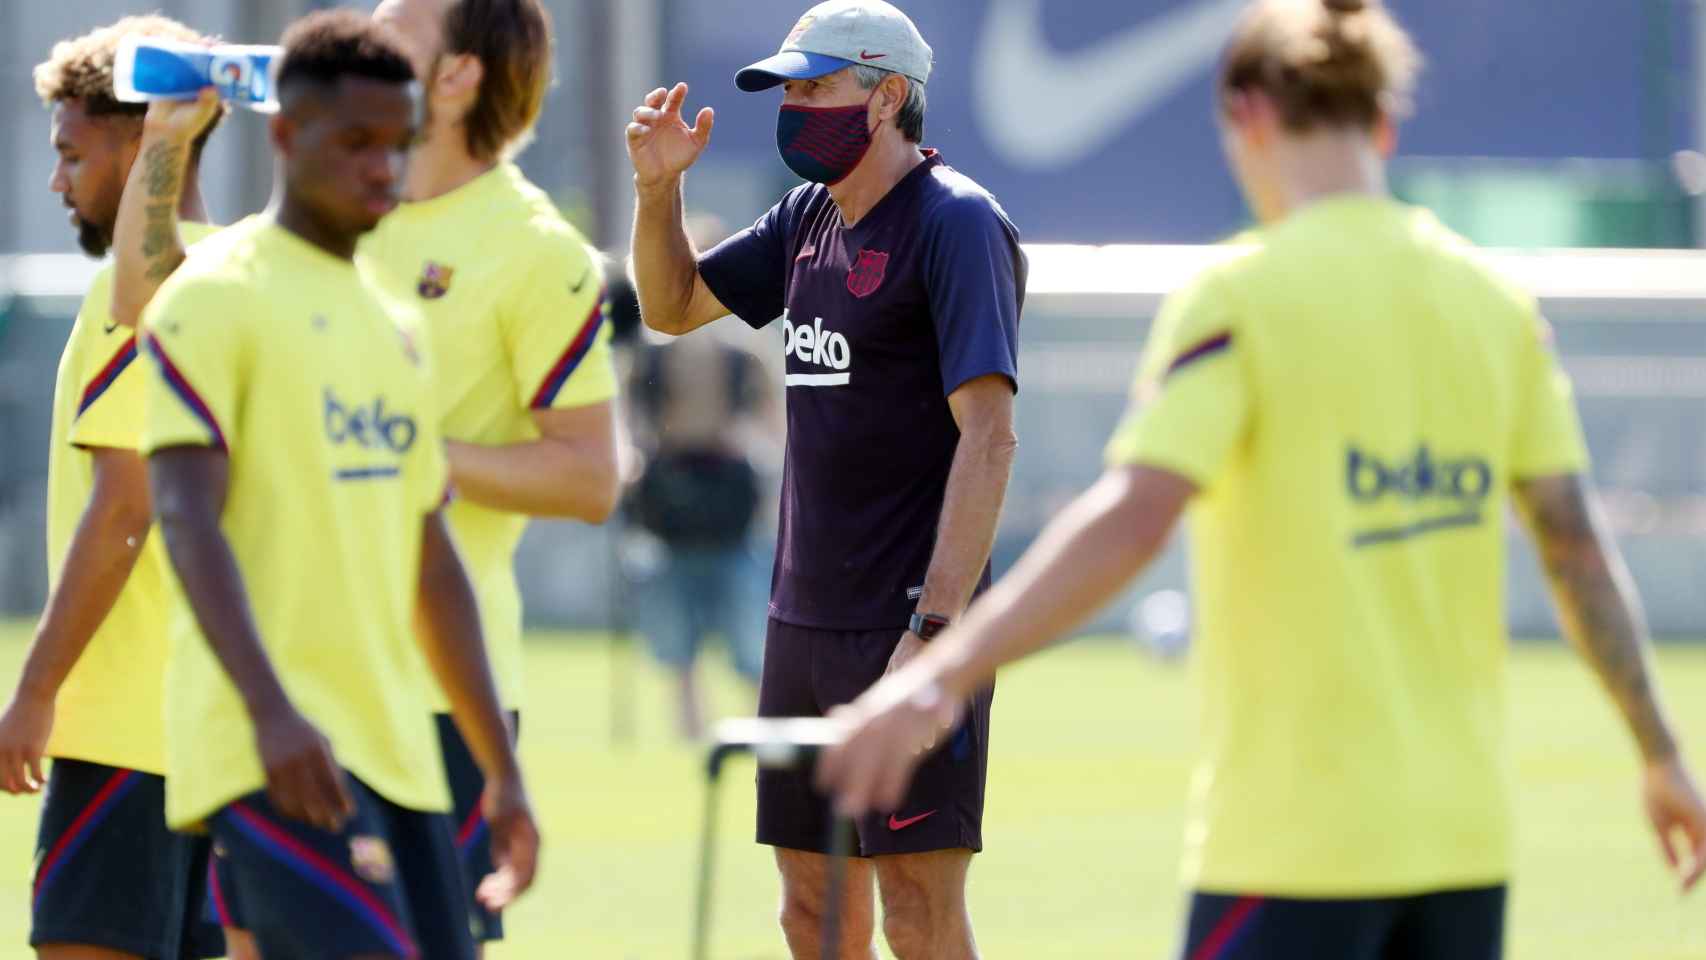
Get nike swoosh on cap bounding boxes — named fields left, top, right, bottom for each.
left=860, top=50, right=887, bottom=60
left=973, top=0, right=1247, bottom=171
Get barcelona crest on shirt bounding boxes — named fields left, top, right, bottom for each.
left=846, top=249, right=889, bottom=299
left=417, top=261, right=454, bottom=300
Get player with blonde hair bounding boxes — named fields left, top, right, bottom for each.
left=819, top=2, right=1706, bottom=957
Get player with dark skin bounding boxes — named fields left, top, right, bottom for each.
left=0, top=92, right=217, bottom=803
left=146, top=61, right=540, bottom=933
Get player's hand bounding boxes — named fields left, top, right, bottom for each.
left=0, top=692, right=52, bottom=795
left=476, top=770, right=541, bottom=910
left=816, top=664, right=963, bottom=817
left=1642, top=757, right=1706, bottom=892
left=254, top=706, right=355, bottom=833
left=626, top=82, right=715, bottom=190
left=143, top=87, right=221, bottom=145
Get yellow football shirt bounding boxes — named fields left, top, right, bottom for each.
left=359, top=163, right=617, bottom=710
left=139, top=215, right=451, bottom=828
left=1106, top=195, right=1588, bottom=896
left=44, top=222, right=220, bottom=774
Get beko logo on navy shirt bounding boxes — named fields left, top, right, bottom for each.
left=782, top=311, right=852, bottom=387
left=1346, top=445, right=1493, bottom=548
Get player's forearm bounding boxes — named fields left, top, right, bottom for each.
left=16, top=485, right=152, bottom=701
left=1517, top=476, right=1679, bottom=763
left=151, top=456, right=294, bottom=722
left=159, top=516, right=293, bottom=719
left=928, top=468, right=1182, bottom=699
left=111, top=133, right=194, bottom=329
left=915, top=415, right=1018, bottom=620
left=630, top=177, right=700, bottom=336
left=445, top=433, right=619, bottom=522
left=414, top=515, right=520, bottom=783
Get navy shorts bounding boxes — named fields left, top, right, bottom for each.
left=437, top=711, right=519, bottom=943
left=755, top=617, right=994, bottom=857
left=1181, top=885, right=1507, bottom=960
left=208, top=774, right=474, bottom=960
left=31, top=758, right=224, bottom=959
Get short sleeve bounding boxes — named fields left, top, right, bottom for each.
left=924, top=197, right=1024, bottom=396
left=698, top=199, right=791, bottom=330
left=1104, top=272, right=1249, bottom=488
left=1510, top=314, right=1589, bottom=477
left=503, top=236, right=618, bottom=411
left=67, top=272, right=147, bottom=451
left=139, top=277, right=247, bottom=455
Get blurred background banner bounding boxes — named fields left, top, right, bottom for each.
left=2, top=1, right=1703, bottom=253
left=670, top=0, right=1703, bottom=246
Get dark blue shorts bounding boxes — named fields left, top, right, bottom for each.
left=437, top=711, right=519, bottom=943
left=31, top=758, right=224, bottom=959
left=1182, top=885, right=1507, bottom=960
left=755, top=617, right=994, bottom=857
left=208, top=774, right=474, bottom=960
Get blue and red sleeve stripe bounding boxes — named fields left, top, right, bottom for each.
left=1165, top=331, right=1233, bottom=380
left=143, top=332, right=228, bottom=453
left=529, top=291, right=607, bottom=410
left=76, top=336, right=138, bottom=419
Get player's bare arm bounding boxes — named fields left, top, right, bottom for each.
left=413, top=510, right=541, bottom=909
left=149, top=446, right=355, bottom=833
left=821, top=465, right=1194, bottom=815
left=1514, top=473, right=1706, bottom=891
left=887, top=374, right=1018, bottom=676
left=109, top=89, right=220, bottom=328
left=0, top=448, right=152, bottom=795
left=627, top=83, right=732, bottom=336
left=444, top=400, right=619, bottom=521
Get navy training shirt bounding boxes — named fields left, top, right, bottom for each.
left=698, top=151, right=1026, bottom=630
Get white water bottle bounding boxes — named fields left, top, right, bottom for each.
left=113, top=36, right=281, bottom=114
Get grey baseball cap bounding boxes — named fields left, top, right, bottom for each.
left=734, top=0, right=933, bottom=93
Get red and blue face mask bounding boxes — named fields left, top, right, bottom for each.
left=775, top=92, right=877, bottom=185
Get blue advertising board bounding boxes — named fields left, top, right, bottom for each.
left=665, top=0, right=1695, bottom=242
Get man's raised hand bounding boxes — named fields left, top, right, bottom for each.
left=626, top=82, right=715, bottom=190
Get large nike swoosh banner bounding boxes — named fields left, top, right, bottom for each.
left=667, top=0, right=1693, bottom=243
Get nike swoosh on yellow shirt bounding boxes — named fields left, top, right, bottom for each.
left=973, top=0, right=1247, bottom=171
left=569, top=266, right=593, bottom=294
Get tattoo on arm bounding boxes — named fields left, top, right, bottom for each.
left=1515, top=475, right=1677, bottom=762
left=142, top=140, right=183, bottom=196
left=139, top=141, right=187, bottom=282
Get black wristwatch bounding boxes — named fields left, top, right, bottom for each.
left=908, top=612, right=951, bottom=641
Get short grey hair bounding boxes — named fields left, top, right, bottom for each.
left=850, top=63, right=925, bottom=143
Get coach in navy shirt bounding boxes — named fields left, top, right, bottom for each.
left=627, top=1, right=1023, bottom=956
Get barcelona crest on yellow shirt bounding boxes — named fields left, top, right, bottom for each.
left=417, top=261, right=454, bottom=300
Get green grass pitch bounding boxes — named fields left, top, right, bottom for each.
left=0, top=620, right=1700, bottom=958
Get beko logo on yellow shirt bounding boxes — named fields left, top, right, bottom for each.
left=323, top=388, right=417, bottom=454
left=1345, top=445, right=1493, bottom=549
left=1346, top=445, right=1491, bottom=504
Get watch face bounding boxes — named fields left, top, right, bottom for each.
left=914, top=614, right=949, bottom=640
